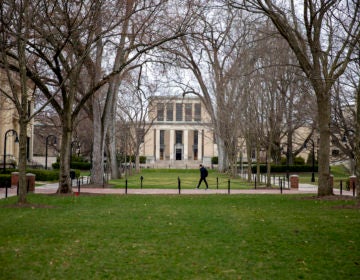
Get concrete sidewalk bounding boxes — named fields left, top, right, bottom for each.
left=1, top=182, right=355, bottom=199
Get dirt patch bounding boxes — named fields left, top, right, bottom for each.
left=332, top=204, right=360, bottom=209
left=74, top=183, right=115, bottom=189
left=1, top=203, right=56, bottom=209
left=301, top=195, right=356, bottom=201
left=300, top=195, right=360, bottom=209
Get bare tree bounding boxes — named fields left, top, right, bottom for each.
left=230, top=0, right=360, bottom=196
left=159, top=1, right=259, bottom=173
left=117, top=68, right=157, bottom=173
left=1, top=0, right=189, bottom=193
left=0, top=0, right=42, bottom=203
left=81, top=0, right=193, bottom=185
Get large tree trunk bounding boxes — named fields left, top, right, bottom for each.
left=108, top=86, right=119, bottom=179
left=266, top=145, right=272, bottom=188
left=108, top=123, right=119, bottom=179
left=17, top=117, right=28, bottom=203
left=355, top=71, right=360, bottom=202
left=246, top=139, right=252, bottom=182
left=216, top=136, right=227, bottom=172
left=91, top=95, right=105, bottom=185
left=316, top=93, right=333, bottom=196
left=57, top=115, right=72, bottom=193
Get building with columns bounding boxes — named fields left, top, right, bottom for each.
left=0, top=69, right=34, bottom=169
left=141, top=96, right=217, bottom=168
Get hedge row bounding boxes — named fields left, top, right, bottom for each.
left=52, top=162, right=91, bottom=170
left=251, top=164, right=319, bottom=173
left=0, top=169, right=81, bottom=182
left=0, top=174, right=11, bottom=188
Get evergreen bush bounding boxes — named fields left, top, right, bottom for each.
left=0, top=174, right=11, bottom=188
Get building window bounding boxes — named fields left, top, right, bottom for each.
left=194, top=103, right=201, bottom=121
left=157, top=103, right=164, bottom=121
left=185, top=103, right=192, bottom=121
left=176, top=103, right=183, bottom=121
left=166, top=103, right=173, bottom=121
left=193, top=130, right=198, bottom=160
left=175, top=130, right=183, bottom=144
left=194, top=130, right=198, bottom=145
left=160, top=130, right=165, bottom=160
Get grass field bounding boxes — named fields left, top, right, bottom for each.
left=109, top=168, right=255, bottom=189
left=0, top=193, right=359, bottom=280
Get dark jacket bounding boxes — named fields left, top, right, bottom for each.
left=200, top=166, right=208, bottom=178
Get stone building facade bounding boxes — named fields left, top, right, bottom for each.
left=0, top=70, right=34, bottom=168
left=141, top=96, right=217, bottom=168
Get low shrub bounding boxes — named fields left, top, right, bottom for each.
left=251, top=164, right=318, bottom=173
left=211, top=157, right=218, bottom=164
left=26, top=169, right=59, bottom=181
left=52, top=162, right=91, bottom=170
left=0, top=174, right=11, bottom=188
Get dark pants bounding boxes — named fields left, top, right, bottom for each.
left=197, top=177, right=208, bottom=189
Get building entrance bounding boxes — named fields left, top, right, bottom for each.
left=176, top=149, right=182, bottom=160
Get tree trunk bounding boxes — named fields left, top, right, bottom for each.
left=246, top=139, right=252, bottom=182
left=355, top=68, right=360, bottom=201
left=108, top=89, right=119, bottom=179
left=266, top=146, right=272, bottom=188
left=57, top=115, right=72, bottom=193
left=256, top=141, right=261, bottom=184
left=216, top=136, right=228, bottom=172
left=17, top=117, right=28, bottom=203
left=316, top=93, right=333, bottom=196
left=91, top=95, right=104, bottom=185
left=135, top=147, right=141, bottom=173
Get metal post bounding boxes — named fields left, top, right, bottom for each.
left=287, top=176, right=290, bottom=189
left=178, top=176, right=181, bottom=194
left=125, top=179, right=128, bottom=195
left=254, top=177, right=257, bottom=189
left=216, top=177, right=218, bottom=189
left=340, top=180, right=343, bottom=195
left=78, top=178, right=80, bottom=194
left=353, top=180, right=356, bottom=197
left=140, top=176, right=143, bottom=189
left=228, top=179, right=230, bottom=194
left=3, top=130, right=19, bottom=173
left=280, top=179, right=283, bottom=194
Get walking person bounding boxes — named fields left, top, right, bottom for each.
left=196, top=164, right=209, bottom=189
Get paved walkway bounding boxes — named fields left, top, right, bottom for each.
left=0, top=182, right=355, bottom=199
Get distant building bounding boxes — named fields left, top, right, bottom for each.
left=0, top=69, right=34, bottom=168
left=141, top=96, right=217, bottom=168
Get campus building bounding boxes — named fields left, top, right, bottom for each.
left=141, top=96, right=217, bottom=168
left=0, top=69, right=34, bottom=169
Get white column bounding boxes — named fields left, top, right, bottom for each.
left=169, top=129, right=174, bottom=160
left=198, top=129, right=203, bottom=161
left=184, top=129, right=188, bottom=160
left=155, top=129, right=160, bottom=160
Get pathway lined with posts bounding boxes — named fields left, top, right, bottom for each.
left=0, top=179, right=355, bottom=199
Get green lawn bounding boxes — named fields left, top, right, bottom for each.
left=110, top=168, right=255, bottom=189
left=109, top=165, right=352, bottom=190
left=0, top=194, right=359, bottom=280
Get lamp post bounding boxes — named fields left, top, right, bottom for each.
left=45, top=135, right=57, bottom=170
left=342, top=129, right=355, bottom=175
left=304, top=139, right=315, bottom=182
left=3, top=129, right=19, bottom=173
